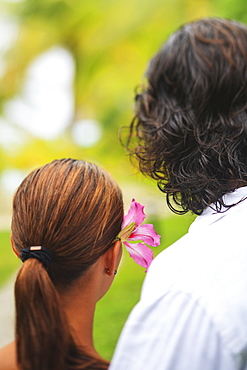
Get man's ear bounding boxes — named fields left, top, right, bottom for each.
left=103, top=240, right=122, bottom=276
left=10, top=234, right=20, bottom=259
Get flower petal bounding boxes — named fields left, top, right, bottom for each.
left=122, top=199, right=146, bottom=229
left=129, top=224, right=161, bottom=247
left=123, top=241, right=154, bottom=271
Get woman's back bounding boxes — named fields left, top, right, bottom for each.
left=0, top=341, right=17, bottom=370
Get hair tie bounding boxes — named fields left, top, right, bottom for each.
left=20, top=246, right=52, bottom=270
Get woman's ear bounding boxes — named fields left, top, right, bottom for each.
left=103, top=240, right=122, bottom=276
left=10, top=234, right=20, bottom=259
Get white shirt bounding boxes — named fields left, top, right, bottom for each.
left=110, top=187, right=247, bottom=370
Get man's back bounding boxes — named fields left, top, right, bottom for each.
left=112, top=17, right=247, bottom=370
left=110, top=187, right=247, bottom=369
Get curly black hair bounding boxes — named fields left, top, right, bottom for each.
left=125, top=18, right=247, bottom=215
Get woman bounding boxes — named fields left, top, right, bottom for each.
left=0, top=158, right=123, bottom=370
left=0, top=158, right=160, bottom=370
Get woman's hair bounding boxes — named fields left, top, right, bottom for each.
left=12, top=158, right=123, bottom=370
left=125, top=18, right=247, bottom=215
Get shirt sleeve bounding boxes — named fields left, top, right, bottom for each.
left=109, top=290, right=236, bottom=370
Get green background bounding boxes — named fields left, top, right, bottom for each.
left=0, top=0, right=245, bottom=359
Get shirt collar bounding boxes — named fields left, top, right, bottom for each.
left=189, top=186, right=247, bottom=232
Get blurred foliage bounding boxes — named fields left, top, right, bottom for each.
left=214, top=0, right=247, bottom=23
left=0, top=230, right=20, bottom=285
left=0, top=0, right=220, bottom=174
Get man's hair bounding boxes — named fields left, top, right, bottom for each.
left=125, top=18, right=247, bottom=215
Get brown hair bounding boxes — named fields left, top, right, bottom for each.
left=12, top=158, right=123, bottom=370
left=125, top=18, right=247, bottom=214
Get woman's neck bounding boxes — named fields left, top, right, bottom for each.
left=64, top=292, right=98, bottom=356
left=60, top=270, right=102, bottom=360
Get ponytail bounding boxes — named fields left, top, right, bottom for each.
left=15, top=259, right=110, bottom=370
left=15, top=259, right=71, bottom=370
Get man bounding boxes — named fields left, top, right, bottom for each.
left=110, top=18, right=247, bottom=370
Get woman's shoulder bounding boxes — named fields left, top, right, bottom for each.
left=0, top=341, right=18, bottom=370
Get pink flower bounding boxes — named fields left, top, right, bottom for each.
left=118, top=199, right=161, bottom=271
